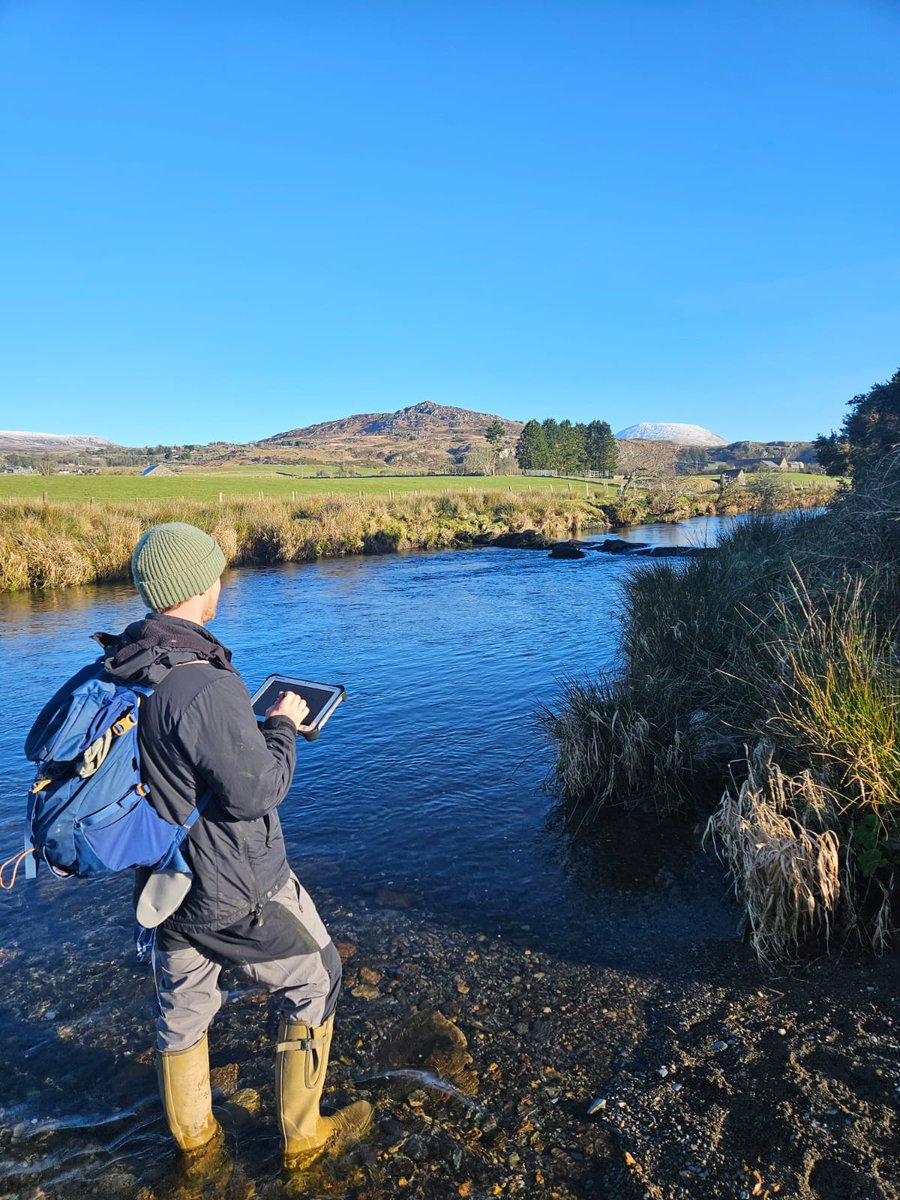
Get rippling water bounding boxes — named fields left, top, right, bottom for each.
left=0, top=516, right=746, bottom=1194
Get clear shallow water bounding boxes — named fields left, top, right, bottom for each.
left=0, top=516, right=750, bottom=1193
left=0, top=516, right=745, bottom=959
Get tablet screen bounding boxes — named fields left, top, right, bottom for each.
left=251, top=677, right=343, bottom=727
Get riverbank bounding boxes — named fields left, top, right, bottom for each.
left=3, top=876, right=896, bottom=1200
left=0, top=485, right=829, bottom=591
left=545, top=456, right=900, bottom=963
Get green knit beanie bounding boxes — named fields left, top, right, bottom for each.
left=131, top=522, right=227, bottom=612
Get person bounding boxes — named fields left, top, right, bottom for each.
left=97, top=521, right=372, bottom=1167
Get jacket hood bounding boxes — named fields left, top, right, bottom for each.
left=95, top=614, right=237, bottom=687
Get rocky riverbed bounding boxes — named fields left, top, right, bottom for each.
left=2, top=881, right=896, bottom=1200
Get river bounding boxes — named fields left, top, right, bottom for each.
left=5, top=513, right=877, bottom=1200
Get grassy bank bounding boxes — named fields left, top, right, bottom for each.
left=0, top=480, right=831, bottom=593
left=543, top=458, right=900, bottom=962
left=0, top=490, right=596, bottom=590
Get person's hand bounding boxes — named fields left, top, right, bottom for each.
left=265, top=690, right=312, bottom=734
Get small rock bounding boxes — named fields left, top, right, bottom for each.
left=598, top=538, right=649, bottom=554
left=548, top=542, right=586, bottom=560
left=491, top=530, right=550, bottom=550
left=404, top=1134, right=428, bottom=1160
left=351, top=983, right=381, bottom=1001
left=335, top=941, right=358, bottom=962
left=210, top=1063, right=239, bottom=1095
left=359, top=966, right=383, bottom=986
left=710, top=1040, right=728, bottom=1052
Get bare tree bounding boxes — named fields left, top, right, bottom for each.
left=615, top=439, right=678, bottom=494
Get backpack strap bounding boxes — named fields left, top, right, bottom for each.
left=23, top=787, right=39, bottom=881
left=153, top=787, right=213, bottom=874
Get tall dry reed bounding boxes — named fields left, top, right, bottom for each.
left=0, top=491, right=587, bottom=592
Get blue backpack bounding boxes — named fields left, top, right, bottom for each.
left=1, top=659, right=205, bottom=889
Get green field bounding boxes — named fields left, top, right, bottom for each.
left=0, top=471, right=620, bottom=503
left=681, top=470, right=837, bottom=493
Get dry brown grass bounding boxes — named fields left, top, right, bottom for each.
left=706, top=742, right=843, bottom=965
left=0, top=490, right=587, bottom=591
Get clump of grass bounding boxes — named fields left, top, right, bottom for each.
left=544, top=454, right=900, bottom=959
left=541, top=676, right=701, bottom=822
left=757, top=576, right=900, bottom=812
left=706, top=742, right=842, bottom=965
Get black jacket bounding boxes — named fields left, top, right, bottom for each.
left=99, top=614, right=298, bottom=932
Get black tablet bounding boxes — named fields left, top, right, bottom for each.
left=250, top=675, right=346, bottom=741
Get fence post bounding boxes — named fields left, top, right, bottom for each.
left=42, top=490, right=48, bottom=503
left=291, top=490, right=296, bottom=501
left=389, top=488, right=393, bottom=499
left=218, top=491, right=223, bottom=503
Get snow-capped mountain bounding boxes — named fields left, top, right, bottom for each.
left=615, top=423, right=728, bottom=447
left=0, top=430, right=114, bottom=453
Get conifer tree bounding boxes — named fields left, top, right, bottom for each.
left=516, top=420, right=551, bottom=470
left=586, top=420, right=618, bottom=474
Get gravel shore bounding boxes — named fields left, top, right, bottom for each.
left=1, top=879, right=897, bottom=1200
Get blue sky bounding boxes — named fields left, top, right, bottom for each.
left=0, top=1, right=898, bottom=447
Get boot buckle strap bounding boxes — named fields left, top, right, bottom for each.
left=275, top=1032, right=327, bottom=1054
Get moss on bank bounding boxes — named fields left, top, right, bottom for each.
left=544, top=459, right=900, bottom=962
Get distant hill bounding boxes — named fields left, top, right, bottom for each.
left=261, top=402, right=523, bottom=470
left=721, top=440, right=818, bottom=466
left=0, top=430, right=115, bottom=454
left=615, top=422, right=728, bottom=447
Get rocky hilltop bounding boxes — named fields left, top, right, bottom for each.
left=261, top=401, right=523, bottom=469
